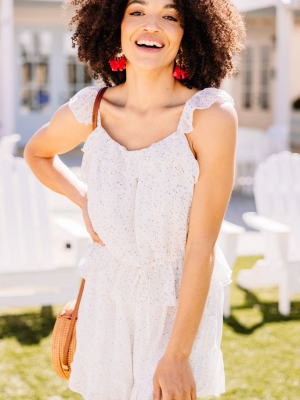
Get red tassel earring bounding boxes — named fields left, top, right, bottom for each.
left=109, top=51, right=126, bottom=71
left=173, top=49, right=190, bottom=79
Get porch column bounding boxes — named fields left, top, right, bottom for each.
left=272, top=2, right=293, bottom=151
left=0, top=0, right=15, bottom=138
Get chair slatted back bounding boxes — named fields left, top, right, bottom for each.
left=253, top=151, right=300, bottom=259
left=0, top=155, right=54, bottom=271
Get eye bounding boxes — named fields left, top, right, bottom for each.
left=128, top=10, right=178, bottom=22
left=163, top=15, right=178, bottom=22
left=129, top=11, right=144, bottom=16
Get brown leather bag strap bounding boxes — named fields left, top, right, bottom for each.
left=62, top=278, right=85, bottom=369
left=92, top=86, right=108, bottom=130
left=62, top=86, right=108, bottom=369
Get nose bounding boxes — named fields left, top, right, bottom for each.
left=141, top=14, right=162, bottom=33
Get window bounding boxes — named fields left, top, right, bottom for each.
left=259, top=45, right=270, bottom=110
left=19, top=31, right=52, bottom=113
left=242, top=47, right=254, bottom=109
left=64, top=34, right=93, bottom=101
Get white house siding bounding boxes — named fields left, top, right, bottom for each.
left=291, top=17, right=300, bottom=145
left=0, top=0, right=15, bottom=138
left=230, top=6, right=300, bottom=147
left=14, top=0, right=73, bottom=27
left=1, top=0, right=299, bottom=149
left=11, top=0, right=94, bottom=149
left=291, top=18, right=300, bottom=102
left=233, top=0, right=276, bottom=12
left=232, top=9, right=276, bottom=129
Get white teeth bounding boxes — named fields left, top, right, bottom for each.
left=136, top=39, right=163, bottom=48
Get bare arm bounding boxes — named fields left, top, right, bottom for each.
left=165, top=100, right=237, bottom=358
left=23, top=102, right=92, bottom=209
left=153, top=99, right=237, bottom=399
left=24, top=100, right=105, bottom=246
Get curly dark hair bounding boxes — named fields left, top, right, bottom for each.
left=63, top=0, right=246, bottom=90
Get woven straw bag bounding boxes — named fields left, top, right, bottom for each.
left=51, top=86, right=108, bottom=380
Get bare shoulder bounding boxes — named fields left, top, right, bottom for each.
left=190, top=98, right=238, bottom=161
left=24, top=100, right=93, bottom=159
left=51, top=100, right=94, bottom=139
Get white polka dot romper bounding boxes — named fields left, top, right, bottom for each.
left=67, top=85, right=234, bottom=400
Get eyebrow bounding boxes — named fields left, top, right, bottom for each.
left=127, top=0, right=178, bottom=10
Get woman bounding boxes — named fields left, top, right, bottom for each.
left=24, top=0, right=246, bottom=398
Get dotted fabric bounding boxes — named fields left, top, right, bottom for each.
left=68, top=85, right=234, bottom=399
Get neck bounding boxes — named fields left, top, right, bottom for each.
left=118, top=62, right=184, bottom=112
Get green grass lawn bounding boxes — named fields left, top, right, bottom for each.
left=0, top=255, right=299, bottom=400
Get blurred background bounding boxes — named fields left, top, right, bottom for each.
left=0, top=0, right=300, bottom=399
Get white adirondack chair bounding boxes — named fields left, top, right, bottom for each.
left=0, top=153, right=243, bottom=313
left=218, top=220, right=246, bottom=318
left=0, top=155, right=91, bottom=308
left=234, top=125, right=288, bottom=195
left=0, top=134, right=21, bottom=156
left=236, top=151, right=300, bottom=315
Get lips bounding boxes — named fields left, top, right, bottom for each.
left=135, top=36, right=165, bottom=53
left=135, top=36, right=165, bottom=48
left=135, top=42, right=164, bottom=53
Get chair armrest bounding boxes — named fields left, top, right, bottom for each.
left=218, top=221, right=245, bottom=268
left=54, top=217, right=92, bottom=264
left=242, top=212, right=290, bottom=234
left=221, top=220, right=246, bottom=235
left=54, top=216, right=90, bottom=239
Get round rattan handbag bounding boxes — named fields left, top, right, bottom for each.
left=51, top=86, right=108, bottom=380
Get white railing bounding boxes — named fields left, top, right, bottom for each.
left=233, top=0, right=276, bottom=12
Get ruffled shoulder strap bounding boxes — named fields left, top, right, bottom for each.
left=68, top=85, right=101, bottom=125
left=177, top=87, right=235, bottom=135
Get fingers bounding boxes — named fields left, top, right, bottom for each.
left=153, top=376, right=162, bottom=400
left=154, top=378, right=196, bottom=400
left=153, top=380, right=196, bottom=400
left=91, top=231, right=105, bottom=246
left=191, top=384, right=197, bottom=400
left=152, top=357, right=196, bottom=400
left=85, top=220, right=105, bottom=246
left=82, top=203, right=105, bottom=245
left=153, top=389, right=162, bottom=400
left=161, top=388, right=193, bottom=400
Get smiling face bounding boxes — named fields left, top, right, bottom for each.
left=121, top=0, right=184, bottom=72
